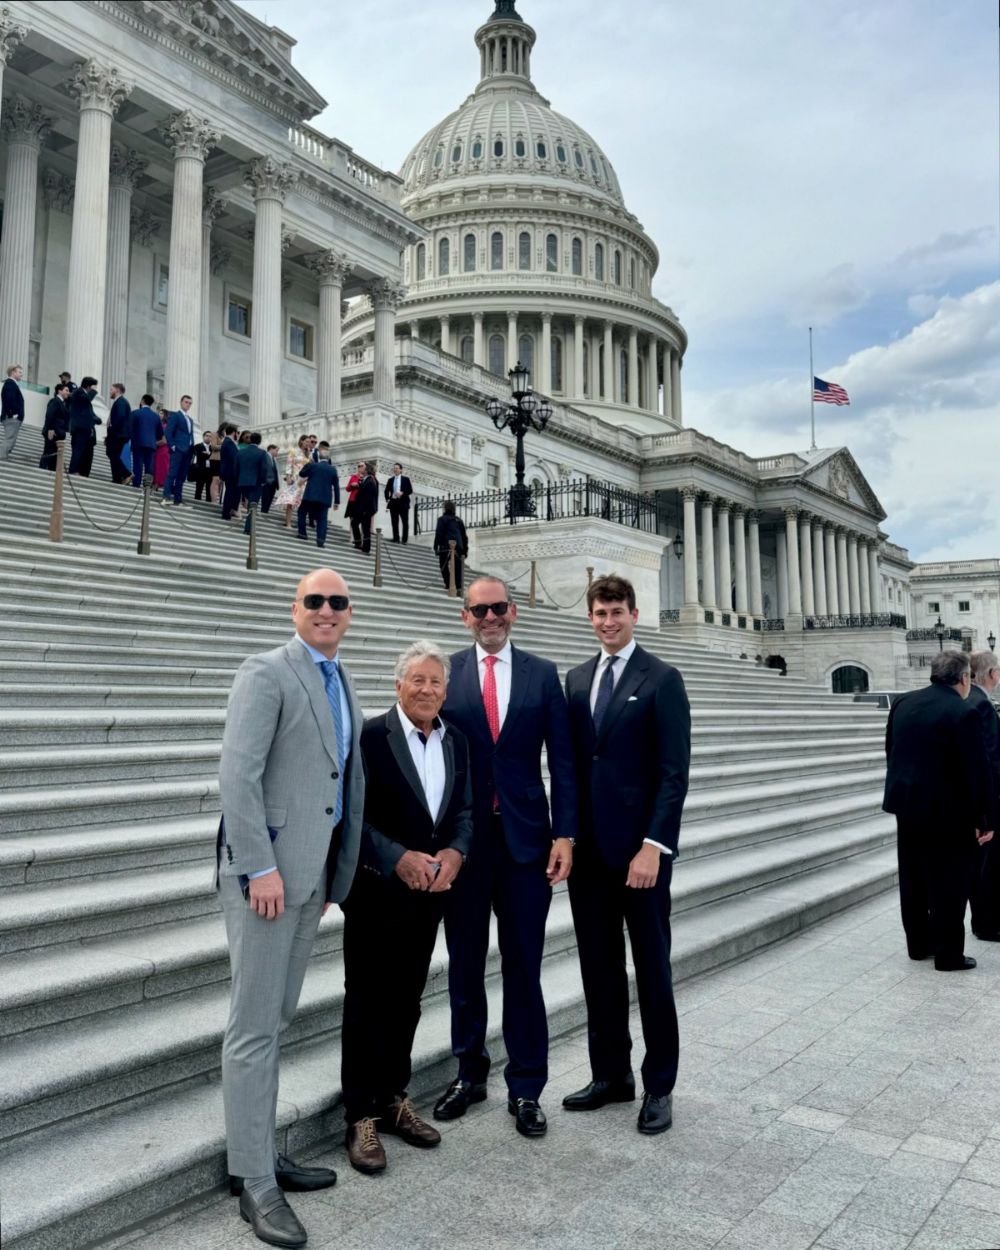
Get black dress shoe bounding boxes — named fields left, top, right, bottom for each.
left=230, top=1153, right=337, bottom=1195
left=637, top=1092, right=673, bottom=1135
left=934, top=955, right=977, bottom=971
left=973, top=931, right=1000, bottom=942
left=562, top=1078, right=636, bottom=1111
left=433, top=1078, right=488, bottom=1121
left=238, top=1186, right=307, bottom=1248
left=508, top=1097, right=547, bottom=1137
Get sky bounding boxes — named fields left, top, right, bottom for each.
left=238, top=0, right=1000, bottom=562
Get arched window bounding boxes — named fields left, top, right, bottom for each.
left=571, top=237, right=583, bottom=276
left=415, top=243, right=426, bottom=281
left=536, top=139, right=547, bottom=159
left=491, top=231, right=504, bottom=271
left=551, top=335, right=563, bottom=391
left=589, top=153, right=599, bottom=175
left=493, top=136, right=504, bottom=158
left=630, top=257, right=636, bottom=288
left=582, top=340, right=589, bottom=396
left=464, top=233, right=476, bottom=272
left=451, top=142, right=462, bottom=163
left=573, top=147, right=584, bottom=169
left=518, top=333, right=534, bottom=375
left=518, top=231, right=532, bottom=270
left=438, top=237, right=450, bottom=276
left=619, top=348, right=628, bottom=402
left=488, top=333, right=506, bottom=377
left=614, top=249, right=622, bottom=284
left=546, top=233, right=558, bottom=273
left=471, top=137, right=483, bottom=159
left=433, top=147, right=443, bottom=168
left=460, top=335, right=474, bottom=364
left=515, top=137, right=526, bottom=157
left=831, top=665, right=870, bottom=694
left=556, top=142, right=567, bottom=163
left=594, top=242, right=604, bottom=280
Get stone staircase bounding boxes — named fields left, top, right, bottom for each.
left=0, top=429, right=896, bottom=1250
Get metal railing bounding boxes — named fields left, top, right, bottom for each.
left=754, top=618, right=785, bottom=632
left=906, top=626, right=964, bottom=642
left=413, top=478, right=658, bottom=535
left=806, top=613, right=907, bottom=630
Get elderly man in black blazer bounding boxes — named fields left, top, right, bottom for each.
left=340, top=639, right=473, bottom=1176
left=563, top=573, right=690, bottom=1136
left=883, top=649, right=996, bottom=971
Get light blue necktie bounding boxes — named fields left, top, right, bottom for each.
left=320, top=660, right=347, bottom=824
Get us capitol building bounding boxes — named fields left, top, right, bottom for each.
left=1, top=0, right=986, bottom=690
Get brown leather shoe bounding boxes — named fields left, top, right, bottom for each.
left=381, top=1096, right=442, bottom=1148
left=345, top=1117, right=387, bottom=1174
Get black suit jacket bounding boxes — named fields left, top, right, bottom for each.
left=42, top=397, right=69, bottom=441
left=299, top=460, right=340, bottom=506
left=969, top=684, right=1000, bottom=791
left=566, top=644, right=691, bottom=864
left=2, top=377, right=25, bottom=420
left=359, top=706, right=473, bottom=880
left=384, top=474, right=413, bottom=504
left=442, top=644, right=576, bottom=862
left=434, top=514, right=468, bottom=557
left=237, top=444, right=269, bottom=489
left=351, top=474, right=378, bottom=518
left=883, top=681, right=995, bottom=833
left=107, top=396, right=131, bottom=440
left=219, top=437, right=238, bottom=482
left=68, top=388, right=101, bottom=436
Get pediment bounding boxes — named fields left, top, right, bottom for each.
left=802, top=448, right=886, bottom=520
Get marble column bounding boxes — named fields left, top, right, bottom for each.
left=682, top=487, right=699, bottom=606
left=824, top=525, right=839, bottom=615
left=101, top=146, right=146, bottom=390
left=440, top=314, right=452, bottom=356
left=0, top=97, right=50, bottom=372
left=662, top=347, right=673, bottom=419
left=701, top=495, right=717, bottom=610
left=670, top=350, right=682, bottom=423
left=784, top=509, right=802, bottom=616
left=602, top=321, right=613, bottom=400
left=836, top=528, right=850, bottom=617
left=716, top=501, right=732, bottom=612
left=245, top=156, right=297, bottom=426
left=732, top=507, right=749, bottom=615
left=0, top=11, right=28, bottom=113
left=859, top=541, right=872, bottom=613
left=748, top=511, right=763, bottom=617
left=627, top=325, right=639, bottom=407
left=199, top=188, right=225, bottom=425
left=540, top=312, right=552, bottom=393
left=307, top=250, right=351, bottom=414
left=812, top=519, right=828, bottom=615
left=369, top=278, right=404, bottom=405
left=473, top=311, right=485, bottom=367
left=799, top=513, right=815, bottom=617
left=589, top=328, right=600, bottom=398
left=64, top=60, right=132, bottom=383
left=646, top=340, right=658, bottom=412
left=573, top=315, right=585, bottom=398
left=776, top=528, right=789, bottom=618
left=847, top=533, right=862, bottom=615
left=507, top=311, right=518, bottom=371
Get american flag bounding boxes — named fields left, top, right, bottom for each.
left=813, top=377, right=850, bottom=405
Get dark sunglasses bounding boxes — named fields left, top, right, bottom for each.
left=300, top=594, right=350, bottom=611
left=466, top=601, right=510, bottom=620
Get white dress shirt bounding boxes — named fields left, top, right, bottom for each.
left=395, top=704, right=447, bottom=821
left=475, top=640, right=512, bottom=729
left=588, top=639, right=670, bottom=858
left=392, top=474, right=403, bottom=496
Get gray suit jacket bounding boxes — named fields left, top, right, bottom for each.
left=218, top=638, right=365, bottom=905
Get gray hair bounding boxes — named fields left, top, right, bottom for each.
left=463, top=574, right=514, bottom=610
left=930, top=650, right=971, bottom=686
left=317, top=447, right=331, bottom=460
left=970, top=651, right=998, bottom=682
left=394, top=638, right=451, bottom=683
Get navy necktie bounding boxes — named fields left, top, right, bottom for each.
left=592, top=655, right=619, bottom=734
left=320, top=660, right=347, bottom=824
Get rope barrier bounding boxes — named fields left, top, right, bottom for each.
left=532, top=568, right=591, bottom=611
left=377, top=531, right=442, bottom=593
left=63, top=473, right=144, bottom=534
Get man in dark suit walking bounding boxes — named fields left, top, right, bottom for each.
left=162, top=394, right=196, bottom=506
left=129, top=395, right=163, bottom=487
left=433, top=575, right=576, bottom=1138
left=341, top=639, right=473, bottom=1175
left=563, top=574, right=690, bottom=1135
left=965, top=652, right=1000, bottom=943
left=297, top=449, right=340, bottom=547
left=261, top=444, right=280, bottom=513
left=347, top=460, right=378, bottom=553
left=384, top=461, right=413, bottom=543
left=883, top=649, right=995, bottom=971
left=1, top=363, right=25, bottom=461
left=105, top=383, right=132, bottom=483
left=219, top=425, right=240, bottom=520
left=67, top=377, right=102, bottom=476
left=237, top=432, right=270, bottom=534
left=39, top=383, right=71, bottom=469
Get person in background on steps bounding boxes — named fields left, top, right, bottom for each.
left=347, top=460, right=378, bottom=553
left=153, top=409, right=170, bottom=491
left=297, top=446, right=340, bottom=548
left=67, top=377, right=102, bottom=476
left=1, top=364, right=25, bottom=462
left=129, top=395, right=163, bottom=488
left=385, top=461, right=413, bottom=543
left=193, top=429, right=216, bottom=502
left=967, top=651, right=1000, bottom=944
left=219, top=424, right=240, bottom=521
left=433, top=500, right=468, bottom=592
left=161, top=394, right=196, bottom=508
left=52, top=369, right=75, bottom=396
left=882, top=649, right=995, bottom=972
left=238, top=431, right=270, bottom=534
left=261, top=444, right=280, bottom=514
left=563, top=574, right=691, bottom=1137
left=217, top=567, right=364, bottom=1250
left=105, top=383, right=132, bottom=484
left=274, top=434, right=310, bottom=530
left=39, top=382, right=71, bottom=469
left=340, top=640, right=473, bottom=1176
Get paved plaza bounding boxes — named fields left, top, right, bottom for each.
left=100, top=892, right=1000, bottom=1250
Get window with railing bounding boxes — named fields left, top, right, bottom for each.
left=491, top=231, right=504, bottom=271
left=518, top=333, right=534, bottom=375
left=438, top=237, right=450, bottom=276
left=464, top=233, right=476, bottom=272
left=546, top=233, right=558, bottom=273
left=489, top=334, right=505, bottom=377
left=518, top=231, right=531, bottom=270
left=571, top=237, right=583, bottom=275
left=594, top=242, right=604, bottom=280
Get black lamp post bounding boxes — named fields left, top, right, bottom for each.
left=988, top=630, right=996, bottom=652
left=934, top=613, right=946, bottom=652
left=485, top=361, right=553, bottom=518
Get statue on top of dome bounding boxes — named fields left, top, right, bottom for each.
left=489, top=0, right=524, bottom=20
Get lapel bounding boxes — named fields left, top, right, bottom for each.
left=594, top=646, right=649, bottom=747
left=496, top=644, right=529, bottom=747
left=574, top=655, right=601, bottom=741
left=385, top=706, right=433, bottom=821
left=457, top=646, right=493, bottom=745
left=284, top=640, right=339, bottom=767
left=437, top=725, right=456, bottom=828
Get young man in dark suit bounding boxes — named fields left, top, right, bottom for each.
left=969, top=651, right=1000, bottom=942
left=563, top=574, right=690, bottom=1135
left=39, top=383, right=71, bottom=469
left=433, top=576, right=576, bottom=1138
left=237, top=432, right=269, bottom=534
left=348, top=461, right=378, bottom=553
left=162, top=394, right=196, bottom=506
left=67, top=377, right=102, bottom=476
left=129, top=395, right=163, bottom=487
left=105, top=383, right=132, bottom=483
left=297, top=449, right=340, bottom=547
left=218, top=425, right=240, bottom=520
left=384, top=461, right=413, bottom=543
left=884, top=649, right=995, bottom=970
left=341, top=640, right=473, bottom=1175
left=261, top=444, right=280, bottom=513
left=1, top=363, right=25, bottom=461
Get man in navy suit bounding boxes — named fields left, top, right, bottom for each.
left=219, top=425, right=240, bottom=519
left=39, top=383, right=71, bottom=469
left=237, top=432, right=270, bottom=534
left=384, top=461, right=413, bottom=543
left=0, top=363, right=25, bottom=461
left=162, top=394, right=196, bottom=506
left=67, top=377, right=102, bottom=476
left=105, top=383, right=132, bottom=483
left=261, top=444, right=280, bottom=513
left=562, top=574, right=690, bottom=1136
left=298, top=448, right=340, bottom=547
left=433, top=575, right=576, bottom=1138
left=129, top=394, right=163, bottom=487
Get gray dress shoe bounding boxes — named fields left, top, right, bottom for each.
left=239, top=1185, right=307, bottom=1248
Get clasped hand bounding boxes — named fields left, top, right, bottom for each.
left=395, top=848, right=463, bottom=892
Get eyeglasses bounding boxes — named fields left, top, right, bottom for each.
left=466, top=601, right=510, bottom=620
left=300, top=594, right=350, bottom=611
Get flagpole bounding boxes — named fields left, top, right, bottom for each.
left=808, top=325, right=816, bottom=450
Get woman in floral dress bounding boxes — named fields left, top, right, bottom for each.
left=273, top=434, right=311, bottom=528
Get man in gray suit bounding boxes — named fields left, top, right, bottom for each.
left=218, top=567, right=364, bottom=1249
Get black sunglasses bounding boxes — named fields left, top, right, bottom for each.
left=300, top=594, right=350, bottom=611
left=466, top=601, right=510, bottom=620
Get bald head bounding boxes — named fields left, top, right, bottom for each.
left=291, top=568, right=353, bottom=658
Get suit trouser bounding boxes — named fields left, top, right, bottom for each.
left=443, top=813, right=552, bottom=1099
left=163, top=447, right=193, bottom=503
left=388, top=499, right=409, bottom=542
left=131, top=447, right=156, bottom=486
left=0, top=417, right=22, bottom=460
left=261, top=483, right=276, bottom=513
left=568, top=844, right=679, bottom=1096
left=68, top=432, right=94, bottom=476
left=340, top=869, right=445, bottom=1122
left=298, top=501, right=329, bottom=545
left=194, top=469, right=213, bottom=501
left=971, top=828, right=1000, bottom=936
left=896, top=820, right=978, bottom=960
left=220, top=870, right=326, bottom=1177
left=349, top=513, right=372, bottom=552
left=39, top=435, right=63, bottom=469
left=106, top=437, right=128, bottom=482
left=221, top=476, right=240, bottom=518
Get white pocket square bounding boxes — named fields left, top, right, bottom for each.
left=627, top=695, right=638, bottom=701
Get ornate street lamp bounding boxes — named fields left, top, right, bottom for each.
left=485, top=361, right=553, bottom=518
left=988, top=630, right=996, bottom=652
left=934, top=613, right=947, bottom=652
left=673, top=532, right=684, bottom=560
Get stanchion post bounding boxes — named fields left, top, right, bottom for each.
left=246, top=500, right=259, bottom=571
left=136, top=473, right=153, bottom=555
left=529, top=559, right=537, bottom=609
left=447, top=539, right=457, bottom=598
left=48, top=440, right=65, bottom=542
left=373, top=527, right=384, bottom=588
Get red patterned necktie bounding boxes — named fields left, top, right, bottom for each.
left=482, top=654, right=501, bottom=743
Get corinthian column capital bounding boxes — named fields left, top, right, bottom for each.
left=109, top=144, right=147, bottom=190
left=244, top=156, right=298, bottom=203
left=162, top=110, right=219, bottom=161
left=42, top=167, right=74, bottom=213
left=0, top=8, right=28, bottom=67
left=368, top=277, right=406, bottom=312
left=306, top=249, right=353, bottom=286
left=129, top=205, right=160, bottom=246
left=1, top=95, right=51, bottom=148
left=67, top=59, right=132, bottom=115
left=202, top=185, right=227, bottom=228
